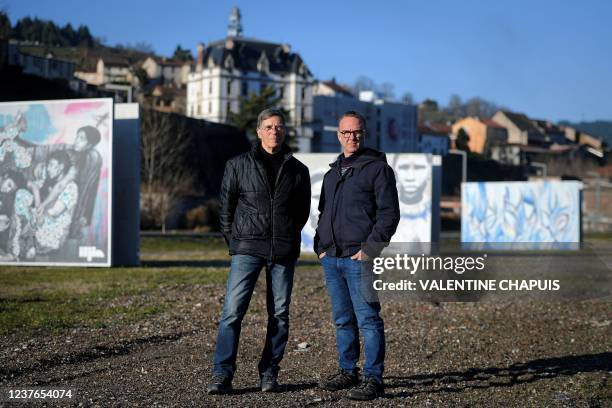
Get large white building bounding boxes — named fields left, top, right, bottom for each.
left=186, top=8, right=315, bottom=151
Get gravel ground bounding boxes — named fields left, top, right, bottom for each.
left=1, top=264, right=611, bottom=407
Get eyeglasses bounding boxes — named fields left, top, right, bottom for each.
left=261, top=125, right=286, bottom=132
left=338, top=129, right=364, bottom=139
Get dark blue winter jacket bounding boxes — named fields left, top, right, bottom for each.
left=314, top=148, right=400, bottom=258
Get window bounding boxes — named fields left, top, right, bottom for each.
left=241, top=81, right=248, bottom=96
left=301, top=86, right=305, bottom=101
left=260, top=81, right=266, bottom=93
left=226, top=80, right=232, bottom=96
left=208, top=102, right=212, bottom=113
left=209, top=80, right=213, bottom=94
left=279, top=86, right=284, bottom=98
left=197, top=105, right=201, bottom=115
left=226, top=102, right=231, bottom=115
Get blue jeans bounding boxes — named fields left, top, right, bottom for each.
left=321, top=255, right=385, bottom=383
left=212, top=254, right=296, bottom=379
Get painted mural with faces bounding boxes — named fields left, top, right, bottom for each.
left=295, top=153, right=434, bottom=253
left=0, top=99, right=112, bottom=265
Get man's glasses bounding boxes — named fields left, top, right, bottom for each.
left=261, top=125, right=286, bottom=132
left=338, top=129, right=364, bottom=139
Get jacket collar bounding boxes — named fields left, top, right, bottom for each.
left=251, top=141, right=293, bottom=161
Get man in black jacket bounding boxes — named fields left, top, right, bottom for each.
left=315, top=111, right=400, bottom=401
left=207, top=109, right=310, bottom=394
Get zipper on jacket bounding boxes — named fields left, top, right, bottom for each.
left=269, top=156, right=290, bottom=261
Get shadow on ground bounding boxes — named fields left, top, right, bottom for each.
left=384, top=352, right=612, bottom=398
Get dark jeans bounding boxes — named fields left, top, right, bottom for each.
left=212, top=254, right=296, bottom=379
left=321, top=255, right=385, bottom=383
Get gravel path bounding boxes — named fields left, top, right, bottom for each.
left=1, top=266, right=611, bottom=407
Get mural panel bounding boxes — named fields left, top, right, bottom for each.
left=461, top=181, right=582, bottom=242
left=0, top=99, right=113, bottom=266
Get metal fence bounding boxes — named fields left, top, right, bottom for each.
left=583, top=175, right=612, bottom=233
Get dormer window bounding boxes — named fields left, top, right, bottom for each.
left=257, top=52, right=269, bottom=74
left=224, top=55, right=234, bottom=70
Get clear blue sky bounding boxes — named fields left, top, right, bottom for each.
left=3, top=0, right=611, bottom=122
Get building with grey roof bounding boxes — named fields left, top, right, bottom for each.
left=187, top=8, right=314, bottom=151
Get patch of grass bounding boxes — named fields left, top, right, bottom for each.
left=0, top=235, right=331, bottom=335
left=585, top=232, right=612, bottom=241
left=140, top=236, right=227, bottom=253
left=0, top=266, right=228, bottom=335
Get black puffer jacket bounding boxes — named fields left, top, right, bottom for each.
left=219, top=143, right=311, bottom=260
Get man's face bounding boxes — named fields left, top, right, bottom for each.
left=0, top=178, right=16, bottom=193
left=47, top=159, right=63, bottom=179
left=74, top=130, right=89, bottom=152
left=257, top=116, right=286, bottom=153
left=337, top=116, right=364, bottom=157
left=395, top=155, right=429, bottom=201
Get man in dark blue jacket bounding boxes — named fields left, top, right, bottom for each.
left=314, top=111, right=399, bottom=401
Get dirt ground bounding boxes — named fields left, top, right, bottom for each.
left=1, top=258, right=611, bottom=407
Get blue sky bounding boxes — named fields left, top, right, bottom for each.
left=3, top=0, right=611, bottom=122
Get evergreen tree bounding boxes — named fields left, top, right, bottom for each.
left=228, top=85, right=295, bottom=147
left=456, top=128, right=471, bottom=153
left=172, top=45, right=193, bottom=61
left=0, top=12, right=10, bottom=38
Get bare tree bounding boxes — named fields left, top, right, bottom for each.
left=353, top=75, right=376, bottom=94
left=140, top=109, right=194, bottom=232
left=377, top=82, right=396, bottom=101
left=400, top=92, right=414, bottom=105
left=446, top=94, right=463, bottom=116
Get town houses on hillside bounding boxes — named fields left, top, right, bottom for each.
left=1, top=7, right=609, bottom=161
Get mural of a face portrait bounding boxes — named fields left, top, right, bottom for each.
left=390, top=153, right=433, bottom=243
left=0, top=99, right=113, bottom=266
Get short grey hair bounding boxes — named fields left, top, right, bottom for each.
left=257, top=108, right=285, bottom=129
left=340, top=110, right=367, bottom=129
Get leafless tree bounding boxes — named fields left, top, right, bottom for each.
left=376, top=82, right=396, bottom=101
left=140, top=109, right=194, bottom=232
left=400, top=92, right=414, bottom=105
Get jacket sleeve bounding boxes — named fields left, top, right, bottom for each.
left=313, top=180, right=326, bottom=256
left=364, top=164, right=400, bottom=257
left=294, top=166, right=311, bottom=232
left=219, top=160, right=239, bottom=245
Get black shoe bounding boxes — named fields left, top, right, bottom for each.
left=260, top=374, right=279, bottom=392
left=319, top=369, right=359, bottom=391
left=347, top=377, right=384, bottom=401
left=207, top=374, right=232, bottom=395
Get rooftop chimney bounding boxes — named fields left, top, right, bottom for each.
left=196, top=42, right=205, bottom=72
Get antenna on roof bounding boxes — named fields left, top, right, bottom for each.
left=228, top=7, right=243, bottom=38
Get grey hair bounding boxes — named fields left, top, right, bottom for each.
left=340, top=110, right=367, bottom=129
left=257, top=108, right=285, bottom=129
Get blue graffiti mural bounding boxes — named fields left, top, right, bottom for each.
left=462, top=181, right=581, bottom=242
